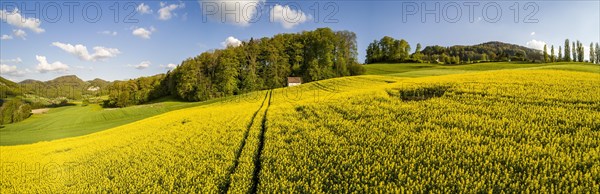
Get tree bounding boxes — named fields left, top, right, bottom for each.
left=0, top=98, right=32, bottom=124
left=240, top=38, right=260, bottom=92
left=334, top=30, right=357, bottom=76
left=412, top=43, right=424, bottom=61
left=550, top=45, right=555, bottom=62
left=348, top=62, right=365, bottom=75
left=215, top=48, right=240, bottom=95
left=590, top=42, right=596, bottom=64
left=398, top=39, right=411, bottom=61
left=365, top=37, right=410, bottom=63
left=415, top=43, right=422, bottom=54
left=379, top=36, right=395, bottom=62
left=596, top=42, right=600, bottom=64
left=176, top=58, right=202, bottom=101
left=558, top=46, right=562, bottom=62
left=564, top=39, right=571, bottom=62
left=572, top=42, right=577, bottom=62
left=543, top=45, right=549, bottom=63
left=452, top=56, right=460, bottom=64
left=577, top=41, right=584, bottom=62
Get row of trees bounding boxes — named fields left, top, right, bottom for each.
left=365, top=39, right=546, bottom=64
left=365, top=36, right=413, bottom=63
left=105, top=28, right=365, bottom=107
left=544, top=40, right=600, bottom=63
left=103, top=75, right=167, bottom=108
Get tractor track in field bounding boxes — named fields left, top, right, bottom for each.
left=222, top=91, right=270, bottom=194
left=250, top=90, right=272, bottom=194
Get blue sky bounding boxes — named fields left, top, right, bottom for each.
left=1, top=0, right=598, bottom=82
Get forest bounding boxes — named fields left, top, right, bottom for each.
left=366, top=37, right=600, bottom=65
left=104, top=28, right=365, bottom=107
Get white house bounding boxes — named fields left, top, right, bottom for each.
left=287, top=77, right=302, bottom=87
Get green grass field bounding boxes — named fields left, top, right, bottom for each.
left=0, top=96, right=233, bottom=145
left=363, top=62, right=599, bottom=77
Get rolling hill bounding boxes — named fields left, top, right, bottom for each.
left=0, top=96, right=236, bottom=145
left=15, top=75, right=112, bottom=100
left=1, top=62, right=599, bottom=192
left=0, top=76, right=21, bottom=99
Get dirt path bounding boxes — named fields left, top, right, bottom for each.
left=31, top=108, right=50, bottom=114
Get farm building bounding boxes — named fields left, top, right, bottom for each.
left=287, top=77, right=302, bottom=87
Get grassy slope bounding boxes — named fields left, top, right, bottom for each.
left=0, top=97, right=228, bottom=145
left=363, top=62, right=598, bottom=77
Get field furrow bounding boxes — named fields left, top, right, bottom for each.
left=222, top=91, right=269, bottom=193
left=250, top=90, right=272, bottom=194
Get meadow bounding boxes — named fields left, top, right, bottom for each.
left=364, top=62, right=599, bottom=77
left=0, top=97, right=226, bottom=145
left=1, top=62, right=599, bottom=192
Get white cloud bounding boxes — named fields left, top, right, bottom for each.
left=0, top=34, right=12, bottom=40
left=221, top=36, right=242, bottom=47
left=99, top=30, right=118, bottom=36
left=167, top=63, right=177, bottom=69
left=13, top=29, right=27, bottom=40
left=526, top=39, right=546, bottom=51
left=199, top=0, right=265, bottom=26
left=0, top=8, right=45, bottom=33
left=271, top=4, right=310, bottom=29
left=0, top=57, right=22, bottom=63
left=159, top=2, right=185, bottom=20
left=132, top=26, right=156, bottom=39
left=35, top=55, right=69, bottom=73
left=0, top=64, right=25, bottom=77
left=530, top=32, right=535, bottom=36
left=52, top=42, right=121, bottom=61
left=137, top=3, right=153, bottom=14
left=129, top=61, right=151, bottom=69
left=160, top=63, right=178, bottom=70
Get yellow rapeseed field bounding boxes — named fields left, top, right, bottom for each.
left=260, top=70, right=600, bottom=193
left=1, top=69, right=599, bottom=193
left=1, top=91, right=270, bottom=193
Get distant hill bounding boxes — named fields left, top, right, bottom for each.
left=17, top=75, right=111, bottom=100
left=19, top=79, right=44, bottom=85
left=87, top=78, right=110, bottom=87
left=19, top=76, right=111, bottom=88
left=0, top=76, right=18, bottom=88
left=0, top=76, right=21, bottom=98
left=46, top=75, right=86, bottom=86
left=421, top=41, right=543, bottom=62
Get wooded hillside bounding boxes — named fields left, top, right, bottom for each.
left=105, top=28, right=365, bottom=107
